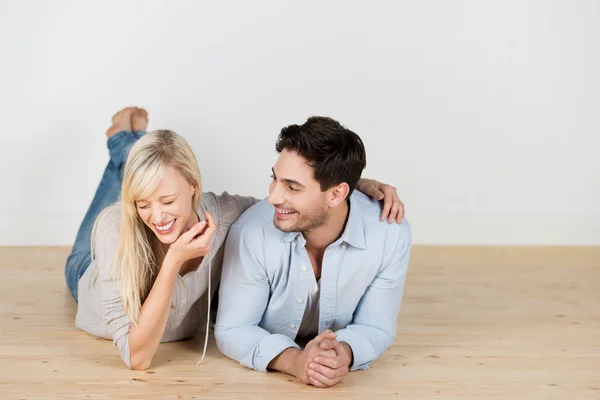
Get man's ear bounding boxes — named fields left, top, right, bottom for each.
left=328, top=182, right=350, bottom=208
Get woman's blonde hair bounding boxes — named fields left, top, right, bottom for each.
left=92, top=130, right=202, bottom=324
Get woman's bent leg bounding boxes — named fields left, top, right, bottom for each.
left=65, top=130, right=143, bottom=300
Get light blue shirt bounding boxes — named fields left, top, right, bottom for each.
left=215, top=191, right=412, bottom=372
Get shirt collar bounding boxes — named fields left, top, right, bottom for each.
left=279, top=193, right=366, bottom=249
left=339, top=194, right=366, bottom=249
left=280, top=230, right=302, bottom=243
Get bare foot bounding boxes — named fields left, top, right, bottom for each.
left=131, top=107, right=149, bottom=132
left=106, top=107, right=136, bottom=138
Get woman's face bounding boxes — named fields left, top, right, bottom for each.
left=135, top=165, right=197, bottom=245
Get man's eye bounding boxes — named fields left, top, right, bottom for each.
left=288, top=186, right=298, bottom=192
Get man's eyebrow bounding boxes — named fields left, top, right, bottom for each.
left=283, top=178, right=305, bottom=187
left=272, top=168, right=305, bottom=188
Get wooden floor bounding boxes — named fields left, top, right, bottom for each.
left=0, top=246, right=599, bottom=399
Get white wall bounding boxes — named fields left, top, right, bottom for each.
left=1, top=0, right=599, bottom=246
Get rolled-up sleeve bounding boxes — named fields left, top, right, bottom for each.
left=335, top=222, right=412, bottom=371
left=215, top=226, right=299, bottom=372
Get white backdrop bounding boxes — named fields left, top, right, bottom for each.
left=1, top=0, right=599, bottom=246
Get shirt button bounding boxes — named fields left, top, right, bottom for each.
left=301, top=267, right=307, bottom=272
left=292, top=242, right=297, bottom=247
left=290, top=324, right=296, bottom=329
left=182, top=299, right=187, bottom=305
left=297, top=298, right=303, bottom=304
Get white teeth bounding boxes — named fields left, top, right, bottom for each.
left=277, top=209, right=293, bottom=214
left=156, top=220, right=175, bottom=231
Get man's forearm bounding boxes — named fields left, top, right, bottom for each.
left=267, top=347, right=301, bottom=376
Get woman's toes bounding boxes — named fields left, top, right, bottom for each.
left=106, top=107, right=135, bottom=138
left=131, top=107, right=149, bottom=131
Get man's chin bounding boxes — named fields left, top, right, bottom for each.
left=273, top=218, right=296, bottom=232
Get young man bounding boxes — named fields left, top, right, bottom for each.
left=215, top=116, right=412, bottom=388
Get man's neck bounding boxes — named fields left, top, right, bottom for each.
left=303, top=199, right=350, bottom=254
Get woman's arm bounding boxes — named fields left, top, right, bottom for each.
left=355, top=178, right=405, bottom=223
left=128, top=214, right=217, bottom=369
left=95, top=207, right=179, bottom=370
left=97, top=207, right=216, bottom=369
left=127, top=254, right=181, bottom=370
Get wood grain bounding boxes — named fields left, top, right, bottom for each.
left=1, top=246, right=599, bottom=399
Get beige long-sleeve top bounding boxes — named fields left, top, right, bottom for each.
left=75, top=192, right=258, bottom=367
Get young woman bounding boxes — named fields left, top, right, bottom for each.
left=65, top=107, right=405, bottom=370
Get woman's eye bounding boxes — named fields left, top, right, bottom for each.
left=163, top=200, right=174, bottom=205
left=138, top=204, right=149, bottom=209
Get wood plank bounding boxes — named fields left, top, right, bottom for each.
left=1, top=246, right=599, bottom=400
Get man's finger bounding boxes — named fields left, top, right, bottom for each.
left=308, top=368, right=340, bottom=388
left=319, top=338, right=339, bottom=351
left=312, top=348, right=336, bottom=359
left=313, top=355, right=342, bottom=370
left=308, top=376, right=328, bottom=388
left=308, top=362, right=341, bottom=379
left=313, top=329, right=336, bottom=345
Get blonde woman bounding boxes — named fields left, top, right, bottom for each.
left=65, top=107, right=405, bottom=370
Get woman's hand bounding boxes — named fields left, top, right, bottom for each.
left=356, top=178, right=405, bottom=223
left=166, top=211, right=216, bottom=266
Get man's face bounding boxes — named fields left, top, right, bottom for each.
left=268, top=149, right=329, bottom=232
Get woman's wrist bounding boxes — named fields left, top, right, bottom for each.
left=162, top=251, right=184, bottom=273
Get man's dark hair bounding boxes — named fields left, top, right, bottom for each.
left=275, top=116, right=366, bottom=196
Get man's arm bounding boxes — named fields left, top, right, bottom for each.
left=214, top=226, right=300, bottom=372
left=334, top=221, right=412, bottom=371
left=267, top=347, right=303, bottom=375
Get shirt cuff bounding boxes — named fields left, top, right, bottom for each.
left=252, top=334, right=300, bottom=372
left=335, top=328, right=376, bottom=371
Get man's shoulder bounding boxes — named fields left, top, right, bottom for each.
left=229, top=197, right=275, bottom=238
left=352, top=192, right=411, bottom=240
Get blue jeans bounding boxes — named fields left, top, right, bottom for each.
left=65, top=130, right=146, bottom=301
